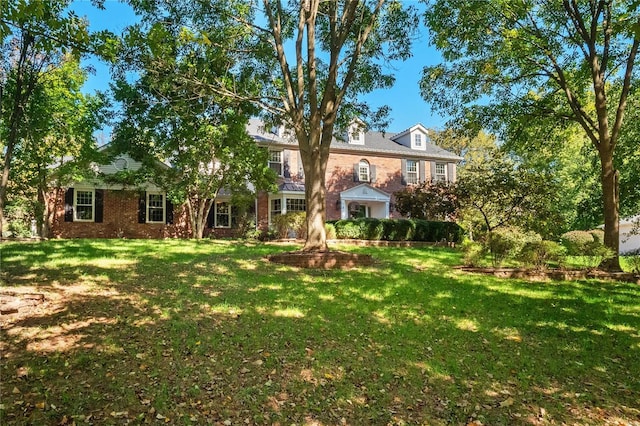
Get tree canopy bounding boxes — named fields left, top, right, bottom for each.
left=246, top=0, right=419, bottom=251
left=421, top=0, right=639, bottom=269
left=112, top=0, right=274, bottom=238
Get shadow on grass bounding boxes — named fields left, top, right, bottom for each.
left=1, top=239, right=639, bottom=425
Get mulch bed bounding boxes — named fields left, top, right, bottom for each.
left=458, top=266, right=640, bottom=284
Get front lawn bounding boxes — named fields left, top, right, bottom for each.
left=1, top=240, right=639, bottom=425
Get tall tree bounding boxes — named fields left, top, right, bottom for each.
left=0, top=0, right=112, bottom=236
left=250, top=0, right=418, bottom=251
left=7, top=56, right=106, bottom=237
left=113, top=1, right=274, bottom=238
left=420, top=0, right=639, bottom=270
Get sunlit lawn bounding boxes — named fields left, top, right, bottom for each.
left=1, top=239, right=638, bottom=425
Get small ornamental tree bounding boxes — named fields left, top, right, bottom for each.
left=394, top=180, right=458, bottom=221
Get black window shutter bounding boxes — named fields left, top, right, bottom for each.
left=64, top=188, right=74, bottom=222
left=370, top=165, right=377, bottom=183
left=206, top=202, right=215, bottom=228
left=165, top=197, right=174, bottom=224
left=353, top=163, right=360, bottom=182
left=95, top=189, right=104, bottom=223
left=419, top=161, right=426, bottom=183
left=138, top=192, right=146, bottom=223
left=400, top=159, right=407, bottom=185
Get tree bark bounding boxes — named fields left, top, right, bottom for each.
left=599, top=150, right=621, bottom=271
left=302, top=148, right=328, bottom=251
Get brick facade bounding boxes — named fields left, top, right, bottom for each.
left=50, top=188, right=191, bottom=239
left=51, top=121, right=460, bottom=239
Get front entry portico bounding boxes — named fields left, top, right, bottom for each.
left=339, top=184, right=390, bottom=220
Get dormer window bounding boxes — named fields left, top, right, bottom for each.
left=414, top=134, right=422, bottom=147
left=352, top=132, right=361, bottom=143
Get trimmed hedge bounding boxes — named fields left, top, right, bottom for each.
left=329, top=218, right=463, bottom=242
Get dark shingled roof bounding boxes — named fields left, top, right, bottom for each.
left=247, top=118, right=462, bottom=161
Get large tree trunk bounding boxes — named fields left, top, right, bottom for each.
left=299, top=127, right=331, bottom=252
left=599, top=150, right=621, bottom=271
left=302, top=149, right=328, bottom=251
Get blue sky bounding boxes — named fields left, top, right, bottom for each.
left=71, top=0, right=449, bottom=135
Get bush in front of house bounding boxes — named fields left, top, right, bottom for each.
left=271, top=212, right=306, bottom=239
left=516, top=240, right=567, bottom=269
left=486, top=227, right=542, bottom=267
left=560, top=230, right=597, bottom=255
left=325, top=223, right=337, bottom=240
left=331, top=218, right=463, bottom=243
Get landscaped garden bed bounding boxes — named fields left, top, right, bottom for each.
left=458, top=266, right=640, bottom=284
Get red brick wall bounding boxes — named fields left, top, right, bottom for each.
left=325, top=152, right=406, bottom=220
left=50, top=188, right=191, bottom=239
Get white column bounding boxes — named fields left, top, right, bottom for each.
left=385, top=201, right=390, bottom=219
left=341, top=200, right=348, bottom=219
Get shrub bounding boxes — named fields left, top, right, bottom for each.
left=517, top=240, right=566, bottom=269
left=413, top=219, right=464, bottom=243
left=461, top=240, right=485, bottom=267
left=623, top=249, right=640, bottom=273
left=582, top=240, right=615, bottom=269
left=332, top=218, right=463, bottom=242
left=325, top=223, right=337, bottom=240
left=485, top=227, right=541, bottom=267
left=382, top=219, right=415, bottom=241
left=561, top=230, right=596, bottom=255
left=334, top=219, right=362, bottom=239
left=271, top=212, right=306, bottom=239
left=589, top=229, right=605, bottom=244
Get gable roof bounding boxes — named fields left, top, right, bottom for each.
left=247, top=118, right=462, bottom=162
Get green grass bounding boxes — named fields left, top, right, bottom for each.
left=1, top=239, right=639, bottom=425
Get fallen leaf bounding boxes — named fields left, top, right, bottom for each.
left=240, top=367, right=250, bottom=374
left=500, top=397, right=514, bottom=408
left=12, top=387, right=20, bottom=394
left=35, top=402, right=46, bottom=410
left=110, top=411, right=128, bottom=418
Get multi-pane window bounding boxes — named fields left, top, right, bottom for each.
left=215, top=202, right=230, bottom=227
left=75, top=190, right=94, bottom=221
left=359, top=160, right=370, bottom=182
left=406, top=160, right=419, bottom=184
left=414, top=134, right=422, bottom=147
left=286, top=198, right=306, bottom=212
left=435, top=163, right=447, bottom=182
left=147, top=193, right=165, bottom=223
left=268, top=150, right=283, bottom=176
left=271, top=198, right=282, bottom=218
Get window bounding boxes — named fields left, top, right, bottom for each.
left=351, top=131, right=360, bottom=143
left=271, top=198, right=282, bottom=218
left=435, top=163, right=447, bottom=182
left=414, top=134, right=422, bottom=147
left=147, top=193, right=165, bottom=223
left=358, top=160, right=370, bottom=182
left=75, top=190, right=94, bottom=221
left=268, top=150, right=283, bottom=176
left=406, top=160, right=419, bottom=184
left=286, top=198, right=306, bottom=212
left=215, top=202, right=230, bottom=227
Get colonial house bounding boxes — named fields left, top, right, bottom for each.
left=50, top=119, right=462, bottom=239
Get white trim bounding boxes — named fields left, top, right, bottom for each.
left=74, top=188, right=95, bottom=222
left=214, top=201, right=231, bottom=228
left=146, top=192, right=166, bottom=224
